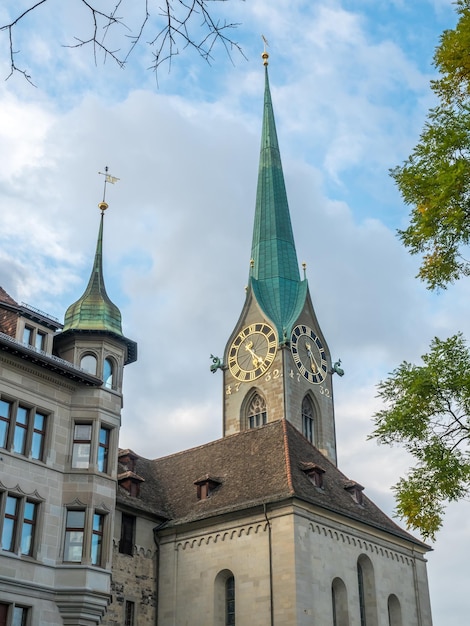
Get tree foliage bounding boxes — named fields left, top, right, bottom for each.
left=371, top=334, right=470, bottom=539
left=0, top=0, right=244, bottom=84
left=391, top=0, right=470, bottom=290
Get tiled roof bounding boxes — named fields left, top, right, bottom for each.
left=118, top=420, right=429, bottom=549
left=0, top=287, right=18, bottom=307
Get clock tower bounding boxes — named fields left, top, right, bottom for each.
left=223, top=52, right=338, bottom=464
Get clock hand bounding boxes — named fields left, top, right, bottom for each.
left=305, top=342, right=319, bottom=374
left=245, top=340, right=264, bottom=367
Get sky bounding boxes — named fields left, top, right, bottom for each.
left=0, top=0, right=468, bottom=623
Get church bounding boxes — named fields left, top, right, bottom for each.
left=0, top=53, right=433, bottom=625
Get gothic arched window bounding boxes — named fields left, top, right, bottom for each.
left=302, top=395, right=315, bottom=443
left=247, top=393, right=267, bottom=429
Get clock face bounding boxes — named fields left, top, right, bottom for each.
left=228, top=323, right=277, bottom=382
left=291, top=324, right=328, bottom=384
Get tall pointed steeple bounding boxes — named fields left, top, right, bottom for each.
left=63, top=204, right=123, bottom=336
left=223, top=51, right=336, bottom=464
left=250, top=52, right=307, bottom=341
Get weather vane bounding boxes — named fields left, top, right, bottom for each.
left=98, top=166, right=120, bottom=211
left=261, top=35, right=269, bottom=65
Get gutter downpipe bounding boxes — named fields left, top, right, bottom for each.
left=263, top=503, right=275, bottom=626
left=411, top=548, right=423, bottom=626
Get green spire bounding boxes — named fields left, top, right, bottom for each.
left=250, top=55, right=307, bottom=341
left=63, top=208, right=123, bottom=336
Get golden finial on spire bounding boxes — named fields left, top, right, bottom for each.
left=261, top=35, right=269, bottom=65
left=98, top=166, right=120, bottom=213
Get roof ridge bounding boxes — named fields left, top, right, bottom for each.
left=282, top=418, right=295, bottom=494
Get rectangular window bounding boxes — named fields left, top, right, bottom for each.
left=13, top=407, right=29, bottom=455
left=1, top=495, right=19, bottom=552
left=0, top=399, right=48, bottom=461
left=124, top=601, right=135, bottom=626
left=11, top=607, right=27, bottom=626
left=31, top=411, right=46, bottom=460
left=97, top=426, right=110, bottom=473
left=119, top=514, right=135, bottom=555
left=0, top=399, right=12, bottom=449
left=71, top=424, right=92, bottom=469
left=0, top=494, right=38, bottom=556
left=0, top=604, right=29, bottom=626
left=91, top=512, right=104, bottom=566
left=22, top=326, right=33, bottom=346
left=35, top=331, right=46, bottom=351
left=20, top=501, right=37, bottom=556
left=64, top=509, right=85, bottom=562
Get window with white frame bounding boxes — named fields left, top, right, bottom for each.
left=71, top=422, right=113, bottom=473
left=63, top=508, right=107, bottom=566
left=0, top=492, right=39, bottom=556
left=64, top=509, right=86, bottom=562
left=71, top=424, right=92, bottom=469
left=0, top=398, right=47, bottom=461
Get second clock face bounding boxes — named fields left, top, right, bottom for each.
left=291, top=324, right=328, bottom=384
left=228, top=323, right=277, bottom=382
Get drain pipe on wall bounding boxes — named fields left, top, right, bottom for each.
left=263, top=503, right=275, bottom=626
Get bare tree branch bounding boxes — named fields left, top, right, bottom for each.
left=0, top=0, right=245, bottom=83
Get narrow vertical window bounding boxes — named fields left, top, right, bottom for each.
left=357, top=562, right=366, bottom=626
left=302, top=396, right=315, bottom=443
left=72, top=424, right=92, bottom=468
left=22, top=326, right=33, bottom=346
left=64, top=510, right=85, bottom=562
left=247, top=393, right=267, bottom=429
left=13, top=407, right=29, bottom=455
left=124, top=600, right=135, bottom=626
left=35, top=331, right=46, bottom=351
left=31, top=411, right=46, bottom=460
left=103, top=358, right=114, bottom=389
left=20, top=501, right=37, bottom=556
left=12, top=607, right=28, bottom=626
left=226, top=575, right=235, bottom=625
left=119, top=514, right=135, bottom=555
left=91, top=513, right=104, bottom=566
left=0, top=399, right=12, bottom=448
left=1, top=495, right=19, bottom=552
left=98, top=426, right=110, bottom=472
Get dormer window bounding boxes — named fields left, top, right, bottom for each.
left=300, top=462, right=325, bottom=488
left=194, top=475, right=221, bottom=500
left=344, top=481, right=364, bottom=505
left=118, top=471, right=144, bottom=497
left=118, top=449, right=139, bottom=473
